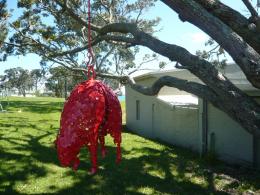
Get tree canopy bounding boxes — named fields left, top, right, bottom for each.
left=1, top=0, right=160, bottom=75
left=0, top=0, right=8, bottom=51
left=45, top=66, right=84, bottom=97
left=4, top=67, right=32, bottom=97
left=1, top=0, right=260, bottom=137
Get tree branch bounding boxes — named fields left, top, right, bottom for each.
left=97, top=22, right=260, bottom=117
left=54, top=0, right=100, bottom=32
left=160, top=0, right=260, bottom=89
left=62, top=65, right=219, bottom=104
left=48, top=35, right=135, bottom=58
left=98, top=23, right=241, bottom=95
left=9, top=23, right=56, bottom=54
left=49, top=45, right=88, bottom=58
left=2, top=41, right=32, bottom=47
left=127, top=55, right=159, bottom=75
left=128, top=75, right=217, bottom=98
left=97, top=46, right=115, bottom=70
left=241, top=0, right=258, bottom=18
left=194, top=0, right=260, bottom=54
left=59, top=60, right=260, bottom=137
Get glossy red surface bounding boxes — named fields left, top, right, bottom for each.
left=55, top=78, right=122, bottom=174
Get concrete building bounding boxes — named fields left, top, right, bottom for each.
left=125, top=64, right=260, bottom=168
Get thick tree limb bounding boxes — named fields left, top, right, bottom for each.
left=48, top=35, right=135, bottom=58
left=128, top=76, right=218, bottom=99
left=99, top=23, right=246, bottom=96
left=161, top=0, right=260, bottom=89
left=49, top=45, right=88, bottom=58
left=96, top=22, right=260, bottom=137
left=194, top=0, right=260, bottom=54
left=66, top=66, right=219, bottom=103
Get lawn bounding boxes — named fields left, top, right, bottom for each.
left=0, top=97, right=259, bottom=194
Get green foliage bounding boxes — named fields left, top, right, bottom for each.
left=2, top=0, right=159, bottom=76
left=4, top=67, right=32, bottom=96
left=45, top=66, right=84, bottom=98
left=196, top=38, right=227, bottom=70
left=34, top=89, right=41, bottom=97
left=0, top=0, right=8, bottom=49
left=159, top=61, right=167, bottom=69
left=30, top=68, right=44, bottom=91
left=3, top=67, right=45, bottom=96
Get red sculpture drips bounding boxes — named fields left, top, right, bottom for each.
left=55, top=78, right=122, bottom=174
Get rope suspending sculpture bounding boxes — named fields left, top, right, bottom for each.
left=55, top=0, right=122, bottom=174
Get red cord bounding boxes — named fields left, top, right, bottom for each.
left=87, top=0, right=95, bottom=79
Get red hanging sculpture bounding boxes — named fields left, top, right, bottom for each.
left=55, top=76, right=122, bottom=174
left=55, top=0, right=122, bottom=174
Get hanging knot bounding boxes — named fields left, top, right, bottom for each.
left=87, top=65, right=96, bottom=80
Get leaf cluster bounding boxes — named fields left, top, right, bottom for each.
left=2, top=0, right=159, bottom=77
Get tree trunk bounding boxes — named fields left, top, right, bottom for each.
left=21, top=88, right=26, bottom=97
left=35, top=80, right=38, bottom=91
left=64, top=79, right=67, bottom=99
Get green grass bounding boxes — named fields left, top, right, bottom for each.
left=0, top=97, right=260, bottom=194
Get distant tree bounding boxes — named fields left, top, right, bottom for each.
left=0, top=74, right=6, bottom=81
left=45, top=66, right=84, bottom=98
left=30, top=69, right=44, bottom=91
left=0, top=75, right=7, bottom=93
left=4, top=67, right=30, bottom=97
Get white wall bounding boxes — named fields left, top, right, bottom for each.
left=126, top=85, right=200, bottom=152
left=125, top=85, right=156, bottom=137
left=126, top=74, right=260, bottom=168
left=207, top=103, right=253, bottom=165
left=206, top=97, right=260, bottom=167
left=154, top=101, right=199, bottom=151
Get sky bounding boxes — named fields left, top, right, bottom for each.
left=0, top=0, right=259, bottom=75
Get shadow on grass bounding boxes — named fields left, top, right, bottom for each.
left=0, top=126, right=221, bottom=195
left=0, top=103, right=260, bottom=194
left=0, top=131, right=55, bottom=194
left=1, top=128, right=260, bottom=194
left=49, top=144, right=228, bottom=195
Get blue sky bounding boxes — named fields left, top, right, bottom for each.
left=0, top=0, right=258, bottom=75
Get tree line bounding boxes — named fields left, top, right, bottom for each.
left=0, top=66, right=84, bottom=97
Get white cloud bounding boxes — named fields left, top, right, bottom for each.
left=182, top=32, right=209, bottom=44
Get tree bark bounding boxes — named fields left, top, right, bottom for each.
left=194, top=0, right=260, bottom=54
left=160, top=0, right=260, bottom=89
